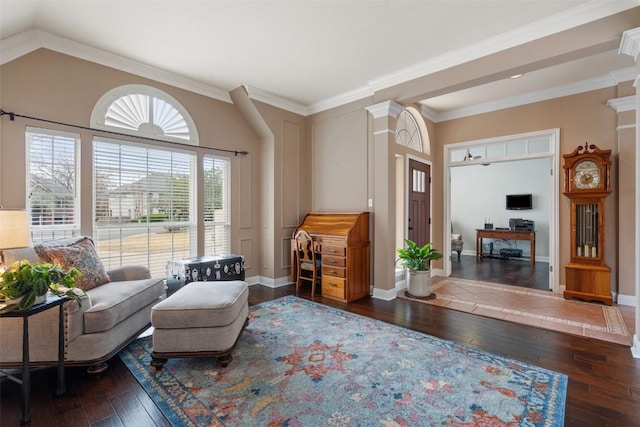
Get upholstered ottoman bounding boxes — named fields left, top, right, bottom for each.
left=150, top=280, right=249, bottom=369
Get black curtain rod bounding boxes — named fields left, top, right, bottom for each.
left=0, top=108, right=249, bottom=156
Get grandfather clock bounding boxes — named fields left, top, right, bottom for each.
left=562, top=142, right=612, bottom=305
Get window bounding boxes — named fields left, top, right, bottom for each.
left=395, top=107, right=430, bottom=154
left=91, top=84, right=199, bottom=145
left=203, top=156, right=230, bottom=255
left=26, top=127, right=80, bottom=242
left=93, top=138, right=196, bottom=277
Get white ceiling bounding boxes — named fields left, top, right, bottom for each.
left=0, top=1, right=638, bottom=118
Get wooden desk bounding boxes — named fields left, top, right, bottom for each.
left=476, top=229, right=536, bottom=265
left=291, top=212, right=370, bottom=302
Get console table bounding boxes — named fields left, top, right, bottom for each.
left=476, top=229, right=536, bottom=265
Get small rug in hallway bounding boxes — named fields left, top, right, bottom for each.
left=119, top=296, right=567, bottom=426
left=398, top=276, right=632, bottom=346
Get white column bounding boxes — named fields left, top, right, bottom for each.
left=619, top=27, right=640, bottom=358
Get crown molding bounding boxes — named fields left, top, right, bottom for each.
left=419, top=105, right=439, bottom=123
left=0, top=29, right=232, bottom=104
left=2, top=0, right=638, bottom=118
left=244, top=85, right=309, bottom=116
left=365, top=1, right=640, bottom=94
left=610, top=66, right=639, bottom=84
left=607, top=95, right=637, bottom=112
left=620, top=27, right=640, bottom=61
left=307, top=85, right=375, bottom=115
left=424, top=70, right=633, bottom=122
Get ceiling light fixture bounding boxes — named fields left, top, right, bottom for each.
left=509, top=73, right=524, bottom=79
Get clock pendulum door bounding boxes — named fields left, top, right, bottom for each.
left=564, top=200, right=612, bottom=305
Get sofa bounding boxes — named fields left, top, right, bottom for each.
left=0, top=236, right=165, bottom=373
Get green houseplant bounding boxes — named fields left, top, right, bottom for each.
left=397, top=239, right=443, bottom=299
left=0, top=260, right=84, bottom=313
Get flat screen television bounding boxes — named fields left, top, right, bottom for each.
left=506, top=194, right=532, bottom=210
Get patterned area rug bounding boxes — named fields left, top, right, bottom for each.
left=119, top=296, right=567, bottom=426
left=398, top=276, right=632, bottom=346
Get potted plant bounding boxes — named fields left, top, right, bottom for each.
left=0, top=260, right=84, bottom=313
left=397, top=239, right=443, bottom=299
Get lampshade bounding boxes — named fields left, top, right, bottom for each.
left=0, top=209, right=31, bottom=250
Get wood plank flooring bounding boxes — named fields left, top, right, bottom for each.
left=451, top=253, right=550, bottom=290
left=1, top=283, right=639, bottom=426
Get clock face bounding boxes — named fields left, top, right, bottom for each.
left=573, top=160, right=600, bottom=189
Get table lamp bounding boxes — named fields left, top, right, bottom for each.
left=0, top=209, right=31, bottom=269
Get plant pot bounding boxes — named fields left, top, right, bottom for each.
left=405, top=269, right=436, bottom=299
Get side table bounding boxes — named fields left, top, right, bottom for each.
left=0, top=294, right=69, bottom=423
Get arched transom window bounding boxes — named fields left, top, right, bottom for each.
left=91, top=84, right=199, bottom=144
left=395, top=108, right=424, bottom=153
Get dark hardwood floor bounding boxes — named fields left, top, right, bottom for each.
left=451, top=253, right=550, bottom=291
left=2, top=283, right=638, bottom=426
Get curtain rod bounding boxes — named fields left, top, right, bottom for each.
left=0, top=108, right=249, bottom=156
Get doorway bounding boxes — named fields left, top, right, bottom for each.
left=443, top=129, right=560, bottom=293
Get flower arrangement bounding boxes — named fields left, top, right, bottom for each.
left=0, top=260, right=84, bottom=313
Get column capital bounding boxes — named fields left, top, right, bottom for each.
left=607, top=95, right=637, bottom=113
left=619, top=27, right=640, bottom=61
left=365, top=100, right=404, bottom=119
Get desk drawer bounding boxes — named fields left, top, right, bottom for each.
left=322, top=245, right=346, bottom=256
left=322, top=276, right=345, bottom=299
left=322, top=255, right=346, bottom=268
left=322, top=265, right=346, bottom=278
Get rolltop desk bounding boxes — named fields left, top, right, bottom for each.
left=291, top=212, right=370, bottom=302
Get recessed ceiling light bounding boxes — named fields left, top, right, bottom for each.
left=509, top=73, right=524, bottom=79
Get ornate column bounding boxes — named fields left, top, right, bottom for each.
left=619, top=27, right=640, bottom=358
left=365, top=100, right=403, bottom=300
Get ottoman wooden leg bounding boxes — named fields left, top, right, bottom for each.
left=150, top=355, right=167, bottom=370
left=217, top=353, right=233, bottom=367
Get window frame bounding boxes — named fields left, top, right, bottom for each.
left=25, top=126, right=81, bottom=242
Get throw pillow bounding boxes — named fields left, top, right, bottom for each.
left=35, top=237, right=110, bottom=291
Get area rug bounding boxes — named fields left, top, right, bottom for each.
left=398, top=276, right=632, bottom=346
left=120, top=296, right=566, bottom=426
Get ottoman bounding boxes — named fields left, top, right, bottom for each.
left=150, top=280, right=249, bottom=369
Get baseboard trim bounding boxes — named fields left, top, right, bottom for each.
left=616, top=293, right=637, bottom=307
left=247, top=275, right=292, bottom=288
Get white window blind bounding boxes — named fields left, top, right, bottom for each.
left=93, top=138, right=196, bottom=277
left=26, top=127, right=80, bottom=242
left=203, top=155, right=230, bottom=255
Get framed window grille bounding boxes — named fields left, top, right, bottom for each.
left=203, top=155, right=230, bottom=255
left=26, top=127, right=80, bottom=242
left=93, top=137, right=196, bottom=277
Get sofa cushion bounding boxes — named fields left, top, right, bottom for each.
left=35, top=237, right=110, bottom=290
left=83, top=277, right=165, bottom=334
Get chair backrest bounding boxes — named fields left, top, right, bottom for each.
left=294, top=229, right=315, bottom=264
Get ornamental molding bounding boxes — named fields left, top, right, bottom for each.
left=607, top=96, right=637, bottom=113
left=619, top=27, right=640, bottom=61
left=365, top=101, right=404, bottom=119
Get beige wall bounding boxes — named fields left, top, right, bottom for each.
left=0, top=49, right=263, bottom=277
left=434, top=88, right=631, bottom=296
left=1, top=48, right=635, bottom=300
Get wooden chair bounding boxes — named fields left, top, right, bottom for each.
left=294, top=229, right=321, bottom=297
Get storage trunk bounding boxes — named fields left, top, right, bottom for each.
left=166, top=255, right=245, bottom=294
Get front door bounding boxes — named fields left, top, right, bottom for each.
left=408, top=159, right=430, bottom=246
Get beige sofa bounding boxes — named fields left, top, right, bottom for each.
left=0, top=237, right=165, bottom=373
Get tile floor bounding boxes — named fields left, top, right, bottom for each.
left=399, top=276, right=635, bottom=346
